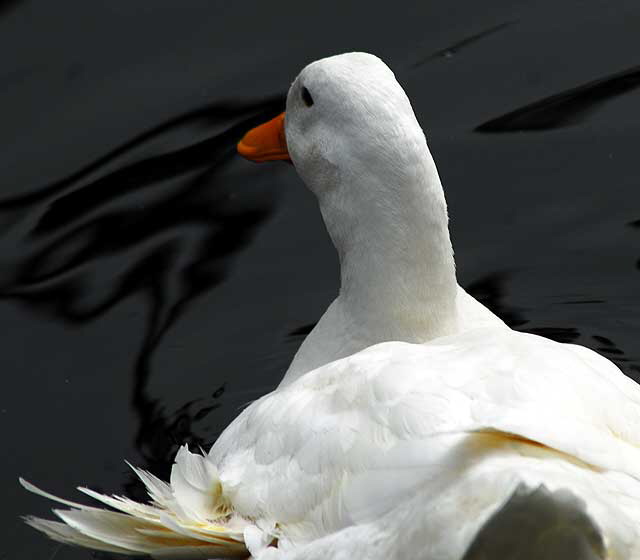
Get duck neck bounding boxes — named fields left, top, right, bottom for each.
left=320, top=148, right=459, bottom=344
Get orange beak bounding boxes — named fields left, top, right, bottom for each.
left=237, top=112, right=291, bottom=163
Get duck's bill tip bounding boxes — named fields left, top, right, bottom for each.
left=237, top=112, right=291, bottom=163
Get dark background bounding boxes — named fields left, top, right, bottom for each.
left=2, top=1, right=639, bottom=559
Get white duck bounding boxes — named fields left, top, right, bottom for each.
left=22, top=52, right=640, bottom=560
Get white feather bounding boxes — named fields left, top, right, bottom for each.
left=169, top=445, right=227, bottom=523
left=126, top=461, right=174, bottom=508
left=23, top=516, right=138, bottom=555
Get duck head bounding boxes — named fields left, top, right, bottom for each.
left=238, top=52, right=430, bottom=200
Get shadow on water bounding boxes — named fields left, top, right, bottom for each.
left=0, top=94, right=286, bottom=475
left=462, top=484, right=606, bottom=559
left=476, top=65, right=640, bottom=132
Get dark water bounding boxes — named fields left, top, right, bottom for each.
left=2, top=2, right=639, bottom=559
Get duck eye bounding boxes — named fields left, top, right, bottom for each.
left=301, top=87, right=314, bottom=107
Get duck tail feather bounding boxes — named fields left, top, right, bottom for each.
left=20, top=477, right=249, bottom=558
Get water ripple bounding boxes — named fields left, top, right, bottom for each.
left=0, top=94, right=286, bottom=468
left=476, top=65, right=640, bottom=132
left=412, top=21, right=515, bottom=67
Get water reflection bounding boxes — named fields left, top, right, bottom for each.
left=0, top=95, right=285, bottom=473
left=465, top=272, right=528, bottom=329
left=412, top=21, right=515, bottom=67
left=525, top=326, right=580, bottom=344
left=629, top=220, right=640, bottom=272
left=466, top=274, right=637, bottom=362
left=476, top=65, right=640, bottom=132
left=0, top=0, right=21, bottom=15
left=466, top=274, right=580, bottom=344
left=288, top=323, right=316, bottom=337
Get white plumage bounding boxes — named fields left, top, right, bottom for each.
left=22, top=52, right=640, bottom=559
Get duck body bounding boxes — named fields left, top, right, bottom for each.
left=22, top=52, right=640, bottom=559
left=212, top=326, right=640, bottom=559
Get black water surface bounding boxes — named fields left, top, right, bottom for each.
left=3, top=2, right=640, bottom=559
